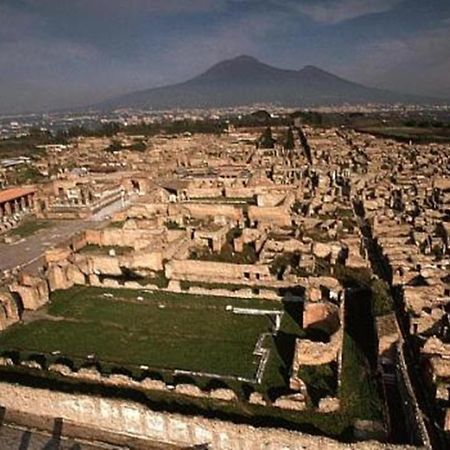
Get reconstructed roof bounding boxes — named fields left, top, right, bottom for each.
left=0, top=187, right=36, bottom=204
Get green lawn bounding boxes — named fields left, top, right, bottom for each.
left=79, top=244, right=133, bottom=256
left=0, top=287, right=276, bottom=378
left=9, top=220, right=51, bottom=238
left=357, top=126, right=450, bottom=143
left=0, top=284, right=388, bottom=439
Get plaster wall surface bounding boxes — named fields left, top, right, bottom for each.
left=0, top=382, right=414, bottom=450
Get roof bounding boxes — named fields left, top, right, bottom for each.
left=0, top=187, right=36, bottom=204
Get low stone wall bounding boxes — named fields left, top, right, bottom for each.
left=184, top=285, right=281, bottom=301
left=9, top=273, right=49, bottom=310
left=0, top=290, right=20, bottom=330
left=165, top=260, right=272, bottom=284
left=85, top=228, right=158, bottom=250
left=170, top=202, right=243, bottom=223
left=0, top=382, right=414, bottom=450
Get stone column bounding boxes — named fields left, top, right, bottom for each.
left=14, top=199, right=21, bottom=213
left=20, top=196, right=27, bottom=211
left=0, top=203, right=3, bottom=220
left=4, top=201, right=12, bottom=216
left=29, top=194, right=35, bottom=210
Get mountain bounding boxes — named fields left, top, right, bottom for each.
left=98, top=55, right=433, bottom=110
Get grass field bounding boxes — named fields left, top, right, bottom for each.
left=0, top=285, right=387, bottom=439
left=357, top=126, right=450, bottom=143
left=9, top=219, right=51, bottom=238
left=0, top=287, right=279, bottom=379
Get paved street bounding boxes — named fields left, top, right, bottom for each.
left=0, top=220, right=95, bottom=273
left=0, top=198, right=130, bottom=274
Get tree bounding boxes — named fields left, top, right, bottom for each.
left=259, top=126, right=275, bottom=148
left=284, top=127, right=295, bottom=150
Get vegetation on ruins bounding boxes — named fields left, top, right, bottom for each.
left=97, top=268, right=169, bottom=289
left=341, top=289, right=383, bottom=422
left=284, top=127, right=295, bottom=150
left=356, top=126, right=450, bottom=144
left=104, top=140, right=123, bottom=153
left=79, top=244, right=133, bottom=256
left=334, top=265, right=394, bottom=317
left=258, top=127, right=276, bottom=149
left=0, top=287, right=274, bottom=379
left=371, top=278, right=395, bottom=317
left=301, top=226, right=335, bottom=243
left=298, top=363, right=337, bottom=406
left=340, top=333, right=382, bottom=421
left=7, top=165, right=45, bottom=184
left=164, top=220, right=185, bottom=230
left=269, top=252, right=299, bottom=277
left=8, top=219, right=51, bottom=238
left=122, top=119, right=226, bottom=136
left=0, top=128, right=50, bottom=159
left=0, top=284, right=386, bottom=440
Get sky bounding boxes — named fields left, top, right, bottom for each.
left=0, top=0, right=450, bottom=114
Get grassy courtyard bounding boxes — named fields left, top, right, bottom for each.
left=0, top=285, right=386, bottom=439
left=0, top=287, right=278, bottom=379
left=8, top=219, right=51, bottom=238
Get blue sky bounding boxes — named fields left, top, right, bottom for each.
left=0, top=0, right=449, bottom=113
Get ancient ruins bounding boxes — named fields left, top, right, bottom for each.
left=0, top=118, right=449, bottom=449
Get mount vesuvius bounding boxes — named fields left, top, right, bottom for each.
left=98, top=55, right=431, bottom=110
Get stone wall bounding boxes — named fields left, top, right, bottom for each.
left=9, top=273, right=49, bottom=310
left=85, top=228, right=158, bottom=250
left=187, top=187, right=223, bottom=198
left=248, top=205, right=292, bottom=227
left=0, top=382, right=415, bottom=450
left=0, top=290, right=20, bottom=330
left=169, top=203, right=243, bottom=223
left=165, top=260, right=272, bottom=284
left=303, top=302, right=340, bottom=334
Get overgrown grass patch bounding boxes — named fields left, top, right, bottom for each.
left=0, top=287, right=279, bottom=379
left=299, top=363, right=337, bottom=406
left=9, top=219, right=51, bottom=238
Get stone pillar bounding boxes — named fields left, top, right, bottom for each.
left=4, top=201, right=12, bottom=216
left=0, top=203, right=3, bottom=219
left=28, top=194, right=35, bottom=210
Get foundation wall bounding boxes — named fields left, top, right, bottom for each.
left=0, top=382, right=412, bottom=450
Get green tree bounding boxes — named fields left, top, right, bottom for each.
left=259, top=126, right=275, bottom=148
left=284, top=127, right=295, bottom=150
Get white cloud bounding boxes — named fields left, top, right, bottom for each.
left=293, top=0, right=403, bottom=24
left=339, top=23, right=450, bottom=97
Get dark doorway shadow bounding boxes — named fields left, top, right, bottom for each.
left=18, top=430, right=32, bottom=450
left=0, top=406, right=5, bottom=427
left=42, top=417, right=63, bottom=450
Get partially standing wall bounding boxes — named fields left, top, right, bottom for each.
left=0, top=382, right=413, bottom=450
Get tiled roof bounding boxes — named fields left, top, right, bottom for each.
left=0, top=187, right=36, bottom=204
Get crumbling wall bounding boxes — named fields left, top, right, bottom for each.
left=165, top=260, right=272, bottom=284
left=248, top=205, right=292, bottom=227
left=9, top=274, right=49, bottom=310
left=0, top=290, right=20, bottom=329
left=0, top=382, right=412, bottom=450
left=303, top=302, right=340, bottom=334
left=85, top=228, right=157, bottom=250
left=170, top=203, right=243, bottom=223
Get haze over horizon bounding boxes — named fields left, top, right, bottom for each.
left=1, top=0, right=450, bottom=114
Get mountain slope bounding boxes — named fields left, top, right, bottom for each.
left=98, top=55, right=431, bottom=110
